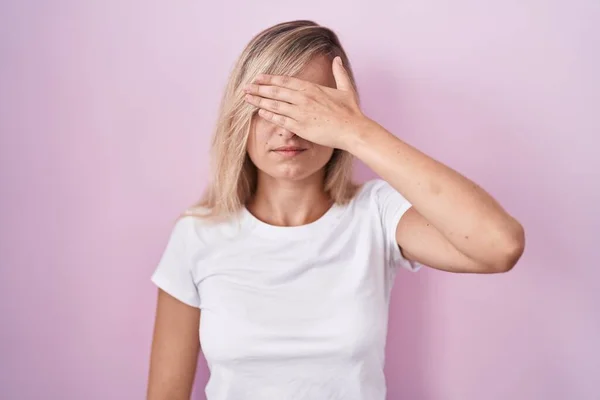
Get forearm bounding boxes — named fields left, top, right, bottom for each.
left=347, top=118, right=524, bottom=266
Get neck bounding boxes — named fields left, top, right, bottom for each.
left=247, top=171, right=332, bottom=227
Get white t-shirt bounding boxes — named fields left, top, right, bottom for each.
left=151, top=179, right=422, bottom=400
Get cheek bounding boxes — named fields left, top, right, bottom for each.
left=303, top=145, right=335, bottom=171
left=249, top=118, right=275, bottom=147
left=246, top=118, right=273, bottom=162
left=313, top=145, right=335, bottom=161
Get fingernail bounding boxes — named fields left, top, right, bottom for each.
left=336, top=56, right=343, bottom=66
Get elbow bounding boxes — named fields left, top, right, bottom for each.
left=488, top=221, right=526, bottom=273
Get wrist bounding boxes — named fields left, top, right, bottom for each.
left=343, top=116, right=388, bottom=155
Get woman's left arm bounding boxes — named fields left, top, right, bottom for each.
left=242, top=58, right=524, bottom=274
left=347, top=118, right=525, bottom=274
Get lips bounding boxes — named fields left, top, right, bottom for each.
left=273, top=146, right=306, bottom=151
left=272, top=146, right=307, bottom=157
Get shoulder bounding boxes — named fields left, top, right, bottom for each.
left=351, top=179, right=392, bottom=205
left=163, top=215, right=202, bottom=254
left=169, top=214, right=200, bottom=239
left=348, top=179, right=411, bottom=224
left=168, top=208, right=246, bottom=251
left=336, top=179, right=390, bottom=221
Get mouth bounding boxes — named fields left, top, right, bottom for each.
left=272, top=146, right=307, bottom=156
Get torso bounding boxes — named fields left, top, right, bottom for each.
left=188, top=180, right=401, bottom=399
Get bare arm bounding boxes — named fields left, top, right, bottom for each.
left=349, top=120, right=525, bottom=273
left=147, top=289, right=200, bottom=400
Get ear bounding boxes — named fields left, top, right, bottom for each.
left=332, top=56, right=353, bottom=92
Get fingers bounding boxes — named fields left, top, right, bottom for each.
left=251, top=74, right=309, bottom=91
left=332, top=56, right=353, bottom=92
left=244, top=93, right=297, bottom=119
left=243, top=83, right=303, bottom=105
left=256, top=109, right=299, bottom=131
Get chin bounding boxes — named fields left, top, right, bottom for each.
left=259, top=163, right=324, bottom=182
left=273, top=168, right=318, bottom=181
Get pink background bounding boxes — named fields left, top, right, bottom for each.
left=1, top=1, right=598, bottom=399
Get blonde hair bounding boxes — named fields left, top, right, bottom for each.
left=189, top=20, right=361, bottom=219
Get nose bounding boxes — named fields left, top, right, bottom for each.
left=277, top=128, right=295, bottom=138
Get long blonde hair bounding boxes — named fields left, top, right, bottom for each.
left=189, top=20, right=361, bottom=219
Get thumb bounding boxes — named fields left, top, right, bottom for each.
left=332, top=56, right=353, bottom=92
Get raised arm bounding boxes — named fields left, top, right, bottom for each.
left=349, top=121, right=525, bottom=274
left=239, top=58, right=525, bottom=273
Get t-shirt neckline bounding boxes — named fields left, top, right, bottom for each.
left=241, top=201, right=345, bottom=239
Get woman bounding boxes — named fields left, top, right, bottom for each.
left=147, top=20, right=525, bottom=400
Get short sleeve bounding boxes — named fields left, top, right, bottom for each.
left=150, top=216, right=201, bottom=307
left=372, top=179, right=423, bottom=272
